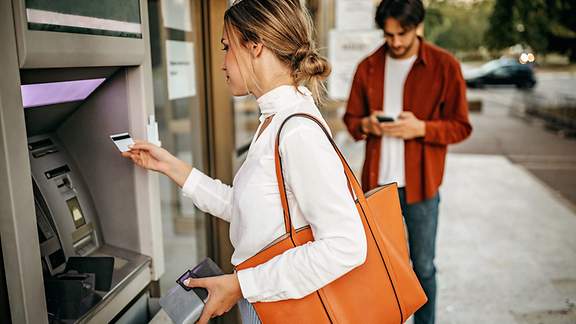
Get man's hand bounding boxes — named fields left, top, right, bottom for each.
left=361, top=112, right=383, bottom=136
left=380, top=111, right=426, bottom=139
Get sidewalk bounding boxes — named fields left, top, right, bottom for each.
left=452, top=82, right=576, bottom=207
left=437, top=154, right=576, bottom=323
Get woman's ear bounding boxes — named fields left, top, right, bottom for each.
left=249, top=42, right=264, bottom=58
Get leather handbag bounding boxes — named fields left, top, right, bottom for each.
left=236, top=113, right=427, bottom=323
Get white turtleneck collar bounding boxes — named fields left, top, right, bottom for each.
left=256, top=85, right=312, bottom=122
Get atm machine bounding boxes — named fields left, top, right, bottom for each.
left=0, top=1, right=165, bottom=323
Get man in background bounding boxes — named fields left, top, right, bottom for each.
left=343, top=1, right=472, bottom=323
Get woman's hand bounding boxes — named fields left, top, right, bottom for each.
left=184, top=273, right=243, bottom=324
left=122, top=140, right=192, bottom=187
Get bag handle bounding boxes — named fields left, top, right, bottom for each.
left=273, top=113, right=370, bottom=239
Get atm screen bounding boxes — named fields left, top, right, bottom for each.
left=66, top=197, right=86, bottom=229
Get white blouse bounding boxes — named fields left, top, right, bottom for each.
left=182, top=85, right=367, bottom=303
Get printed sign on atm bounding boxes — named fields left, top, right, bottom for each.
left=110, top=133, right=135, bottom=153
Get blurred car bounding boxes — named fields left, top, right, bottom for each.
left=464, top=58, right=537, bottom=89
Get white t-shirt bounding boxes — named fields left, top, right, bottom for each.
left=378, top=54, right=417, bottom=187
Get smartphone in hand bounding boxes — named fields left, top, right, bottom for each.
left=376, top=115, right=395, bottom=123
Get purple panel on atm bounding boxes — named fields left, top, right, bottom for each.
left=21, top=78, right=106, bottom=108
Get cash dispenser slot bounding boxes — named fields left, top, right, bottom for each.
left=29, top=138, right=60, bottom=158
left=45, top=165, right=71, bottom=179
left=29, top=138, right=54, bottom=150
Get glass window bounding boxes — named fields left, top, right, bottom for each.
left=148, top=0, right=208, bottom=295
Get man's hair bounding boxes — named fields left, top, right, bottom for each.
left=375, top=0, right=425, bottom=30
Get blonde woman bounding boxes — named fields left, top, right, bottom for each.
left=123, top=0, right=367, bottom=323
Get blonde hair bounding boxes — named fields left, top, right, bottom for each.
left=224, top=0, right=331, bottom=104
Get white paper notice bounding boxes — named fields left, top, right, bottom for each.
left=166, top=40, right=197, bottom=100
left=336, top=0, right=376, bottom=31
left=161, top=0, right=192, bottom=32
left=328, top=29, right=383, bottom=100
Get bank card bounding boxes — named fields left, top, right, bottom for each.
left=110, top=133, right=135, bottom=152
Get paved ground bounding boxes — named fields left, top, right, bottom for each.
left=437, top=154, right=576, bottom=324
left=451, top=70, right=576, bottom=207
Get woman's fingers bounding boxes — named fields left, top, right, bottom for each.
left=188, top=274, right=242, bottom=323
left=131, top=155, right=143, bottom=166
left=129, top=142, right=155, bottom=151
left=196, top=306, right=214, bottom=324
left=129, top=141, right=172, bottom=164
left=184, top=277, right=217, bottom=323
left=122, top=151, right=140, bottom=159
left=183, top=277, right=209, bottom=289
left=197, top=296, right=225, bottom=324
left=120, top=142, right=167, bottom=172
left=123, top=152, right=142, bottom=166
left=129, top=140, right=164, bottom=157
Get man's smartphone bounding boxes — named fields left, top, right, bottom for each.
left=110, top=133, right=135, bottom=152
left=376, top=115, right=395, bottom=123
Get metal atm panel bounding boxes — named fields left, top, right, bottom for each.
left=28, top=134, right=102, bottom=260
left=20, top=72, right=154, bottom=322
left=1, top=1, right=163, bottom=322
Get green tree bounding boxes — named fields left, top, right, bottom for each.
left=484, top=0, right=519, bottom=49
left=424, top=0, right=494, bottom=54
left=485, top=0, right=576, bottom=61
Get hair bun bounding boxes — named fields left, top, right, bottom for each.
left=298, top=50, right=331, bottom=80
left=293, top=46, right=309, bottom=63
left=291, top=46, right=310, bottom=71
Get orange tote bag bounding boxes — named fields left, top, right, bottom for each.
left=236, top=113, right=427, bottom=323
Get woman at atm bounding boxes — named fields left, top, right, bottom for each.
left=123, top=1, right=366, bottom=323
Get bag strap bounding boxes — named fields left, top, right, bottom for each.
left=273, top=113, right=368, bottom=238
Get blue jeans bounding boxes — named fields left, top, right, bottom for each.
left=238, top=298, right=262, bottom=324
left=398, top=188, right=440, bottom=324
